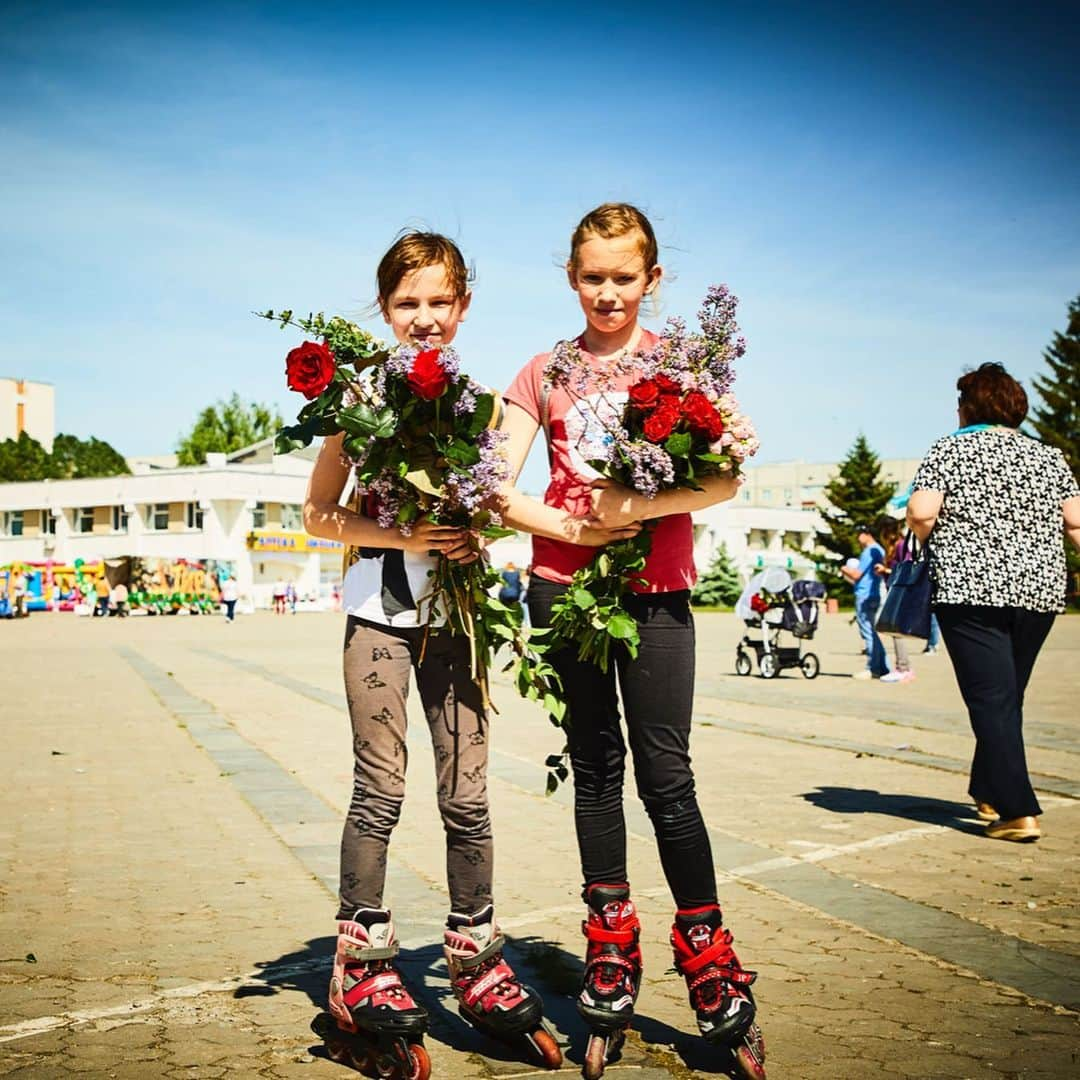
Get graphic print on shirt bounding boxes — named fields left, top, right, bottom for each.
left=562, top=390, right=629, bottom=482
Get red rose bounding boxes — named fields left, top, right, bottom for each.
left=750, top=593, right=769, bottom=615
left=654, top=373, right=679, bottom=393
left=682, top=391, right=724, bottom=440
left=407, top=348, right=449, bottom=400
left=628, top=378, right=659, bottom=408
left=285, top=340, right=336, bottom=399
left=643, top=403, right=681, bottom=443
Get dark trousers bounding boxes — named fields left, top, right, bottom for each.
left=935, top=604, right=1054, bottom=820
left=528, top=578, right=717, bottom=909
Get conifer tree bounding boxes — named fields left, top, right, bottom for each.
left=692, top=542, right=743, bottom=607
left=1028, top=295, right=1080, bottom=605
left=815, top=433, right=896, bottom=597
left=1028, top=295, right=1080, bottom=477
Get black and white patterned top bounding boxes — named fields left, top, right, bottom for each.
left=912, top=429, right=1080, bottom=613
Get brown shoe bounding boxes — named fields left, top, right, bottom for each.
left=985, top=816, right=1041, bottom=842
left=975, top=802, right=999, bottom=822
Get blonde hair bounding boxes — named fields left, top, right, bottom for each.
left=376, top=231, right=472, bottom=312
left=568, top=202, right=659, bottom=273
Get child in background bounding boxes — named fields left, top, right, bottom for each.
left=875, top=516, right=916, bottom=683
left=499, top=203, right=766, bottom=1079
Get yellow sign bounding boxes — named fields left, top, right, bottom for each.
left=246, top=530, right=343, bottom=553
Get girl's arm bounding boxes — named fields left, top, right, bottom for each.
left=498, top=403, right=641, bottom=546
left=588, top=473, right=740, bottom=527
left=906, top=489, right=944, bottom=543
left=304, top=434, right=476, bottom=560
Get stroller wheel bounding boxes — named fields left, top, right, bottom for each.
left=735, top=651, right=752, bottom=676
left=800, top=652, right=820, bottom=679
left=759, top=653, right=779, bottom=679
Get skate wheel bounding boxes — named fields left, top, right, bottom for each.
left=406, top=1043, right=430, bottom=1080
left=583, top=1034, right=607, bottom=1080
left=530, top=1028, right=563, bottom=1069
left=733, top=1024, right=767, bottom=1080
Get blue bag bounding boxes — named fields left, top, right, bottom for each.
left=877, top=535, right=932, bottom=639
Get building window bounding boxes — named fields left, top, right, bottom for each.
left=252, top=501, right=267, bottom=529
left=741, top=488, right=751, bottom=503
left=2, top=510, right=24, bottom=537
left=280, top=503, right=302, bottom=530
left=112, top=506, right=130, bottom=533
left=150, top=503, right=169, bottom=531
left=40, top=510, right=56, bottom=535
left=783, top=488, right=794, bottom=504
left=77, top=507, right=95, bottom=534
left=761, top=490, right=772, bottom=503
left=186, top=502, right=204, bottom=530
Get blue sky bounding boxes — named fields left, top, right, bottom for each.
left=3, top=1, right=1078, bottom=490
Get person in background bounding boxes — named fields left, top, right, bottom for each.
left=221, top=577, right=238, bottom=623
left=286, top=580, right=298, bottom=614
left=272, top=578, right=286, bottom=615
left=874, top=516, right=915, bottom=683
left=908, top=362, right=1080, bottom=842
left=110, top=581, right=129, bottom=617
left=94, top=576, right=110, bottom=618
left=497, top=562, right=523, bottom=609
left=841, top=524, right=889, bottom=680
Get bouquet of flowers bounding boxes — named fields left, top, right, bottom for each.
left=260, top=309, right=562, bottom=717
left=543, top=285, right=759, bottom=670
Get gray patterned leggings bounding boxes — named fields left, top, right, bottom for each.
left=337, top=616, right=492, bottom=918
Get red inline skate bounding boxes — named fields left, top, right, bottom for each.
left=671, top=905, right=766, bottom=1079
left=312, top=908, right=430, bottom=1079
left=443, top=904, right=562, bottom=1069
left=578, top=883, right=642, bottom=1080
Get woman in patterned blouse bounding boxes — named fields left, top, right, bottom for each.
left=907, top=363, right=1080, bottom=842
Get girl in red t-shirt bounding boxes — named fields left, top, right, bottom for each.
left=501, top=203, right=766, bottom=1079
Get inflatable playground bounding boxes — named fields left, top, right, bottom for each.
left=0, top=557, right=237, bottom=617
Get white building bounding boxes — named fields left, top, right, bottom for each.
left=736, top=457, right=921, bottom=511
left=3, top=437, right=843, bottom=610
left=0, top=440, right=342, bottom=609
left=0, top=377, right=55, bottom=453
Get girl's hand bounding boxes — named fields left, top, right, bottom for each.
left=400, top=519, right=475, bottom=562
left=563, top=516, right=642, bottom=547
left=588, top=478, right=641, bottom=528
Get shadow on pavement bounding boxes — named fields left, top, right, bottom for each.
left=238, top=931, right=740, bottom=1073
left=801, top=786, right=985, bottom=834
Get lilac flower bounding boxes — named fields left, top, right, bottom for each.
left=621, top=441, right=675, bottom=500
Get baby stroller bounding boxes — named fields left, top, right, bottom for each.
left=734, top=568, right=825, bottom=679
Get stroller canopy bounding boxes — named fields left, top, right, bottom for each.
left=735, top=567, right=793, bottom=621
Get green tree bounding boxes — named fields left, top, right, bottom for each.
left=1027, top=295, right=1080, bottom=604
left=692, top=542, right=743, bottom=607
left=0, top=432, right=57, bottom=482
left=50, top=433, right=130, bottom=478
left=815, top=433, right=896, bottom=597
left=176, top=393, right=282, bottom=465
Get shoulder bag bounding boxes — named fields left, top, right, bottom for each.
left=876, top=534, right=932, bottom=639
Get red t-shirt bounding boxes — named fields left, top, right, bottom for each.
left=503, top=331, right=696, bottom=593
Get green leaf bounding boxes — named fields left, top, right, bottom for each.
left=543, top=693, right=567, bottom=723
left=338, top=403, right=398, bottom=439
left=546, top=772, right=559, bottom=796
left=665, top=432, right=692, bottom=457
left=404, top=465, right=445, bottom=497
left=698, top=451, right=729, bottom=463
left=571, top=587, right=596, bottom=609
left=467, top=393, right=495, bottom=436
left=444, top=440, right=481, bottom=467
left=606, top=612, right=638, bottom=640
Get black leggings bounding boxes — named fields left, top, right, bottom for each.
left=528, top=577, right=717, bottom=909
left=936, top=603, right=1054, bottom=820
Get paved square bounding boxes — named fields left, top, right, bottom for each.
left=1, top=609, right=1077, bottom=1078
